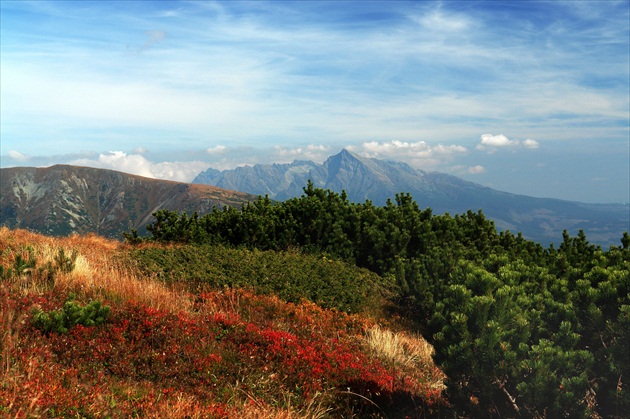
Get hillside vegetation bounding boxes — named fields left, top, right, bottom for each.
left=2, top=183, right=628, bottom=418
left=0, top=227, right=444, bottom=418
left=128, top=183, right=630, bottom=418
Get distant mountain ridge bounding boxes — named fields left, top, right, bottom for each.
left=193, top=150, right=629, bottom=246
left=0, top=165, right=256, bottom=238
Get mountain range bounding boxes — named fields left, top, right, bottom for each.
left=0, top=165, right=255, bottom=238
left=194, top=149, right=629, bottom=247
left=1, top=153, right=627, bottom=246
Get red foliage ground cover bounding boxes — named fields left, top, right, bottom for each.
left=2, top=286, right=445, bottom=417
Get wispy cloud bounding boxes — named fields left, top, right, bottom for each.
left=206, top=145, right=227, bottom=155
left=0, top=0, right=627, bottom=202
left=412, top=4, right=472, bottom=33
left=467, top=165, right=486, bottom=174
left=273, top=145, right=331, bottom=162
left=2, top=0, right=626, bottom=154
left=522, top=139, right=540, bottom=149
left=7, top=150, right=30, bottom=162
left=347, top=140, right=468, bottom=170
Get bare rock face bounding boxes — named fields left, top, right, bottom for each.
left=193, top=150, right=629, bottom=247
left=0, top=165, right=256, bottom=238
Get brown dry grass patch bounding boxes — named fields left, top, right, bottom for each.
left=365, top=325, right=434, bottom=368
left=0, top=227, right=192, bottom=313
left=364, top=324, right=446, bottom=391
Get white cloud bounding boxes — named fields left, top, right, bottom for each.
left=70, top=151, right=209, bottom=182
left=467, top=165, right=486, bottom=174
left=347, top=140, right=468, bottom=170
left=523, top=139, right=540, bottom=149
left=8, top=150, right=30, bottom=162
left=479, top=134, right=518, bottom=148
left=415, top=9, right=471, bottom=32
left=272, top=144, right=331, bottom=162
left=477, top=134, right=541, bottom=152
left=350, top=140, right=467, bottom=157
left=206, top=145, right=227, bottom=155
left=149, top=160, right=211, bottom=182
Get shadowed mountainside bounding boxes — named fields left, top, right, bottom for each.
left=0, top=165, right=256, bottom=238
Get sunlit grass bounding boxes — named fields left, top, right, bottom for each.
left=0, top=227, right=193, bottom=313
left=365, top=324, right=446, bottom=393
left=232, top=395, right=332, bottom=419
left=365, top=325, right=434, bottom=369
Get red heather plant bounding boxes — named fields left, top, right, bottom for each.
left=1, top=287, right=445, bottom=417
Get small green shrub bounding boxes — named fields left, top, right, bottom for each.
left=54, top=248, right=77, bottom=273
left=122, top=229, right=143, bottom=245
left=1, top=247, right=75, bottom=284
left=32, top=294, right=110, bottom=334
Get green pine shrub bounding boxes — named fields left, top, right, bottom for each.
left=32, top=293, right=110, bottom=334
left=128, top=244, right=390, bottom=314
left=53, top=248, right=77, bottom=273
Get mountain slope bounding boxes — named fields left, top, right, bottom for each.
left=193, top=150, right=629, bottom=246
left=0, top=165, right=255, bottom=238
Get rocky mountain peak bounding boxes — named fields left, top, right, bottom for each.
left=192, top=152, right=629, bottom=246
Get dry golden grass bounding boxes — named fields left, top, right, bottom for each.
left=232, top=392, right=332, bottom=419
left=365, top=325, right=434, bottom=368
left=234, top=404, right=330, bottom=419
left=0, top=227, right=192, bottom=313
left=364, top=324, right=446, bottom=390
left=141, top=394, right=206, bottom=419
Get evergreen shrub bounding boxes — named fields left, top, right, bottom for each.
left=32, top=294, right=110, bottom=334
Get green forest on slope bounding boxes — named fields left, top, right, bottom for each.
left=127, top=182, right=630, bottom=418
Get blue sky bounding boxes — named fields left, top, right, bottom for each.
left=1, top=0, right=628, bottom=203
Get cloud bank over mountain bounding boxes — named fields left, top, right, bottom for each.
left=52, top=138, right=528, bottom=184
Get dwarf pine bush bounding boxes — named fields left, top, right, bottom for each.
left=32, top=293, right=110, bottom=334
left=53, top=248, right=77, bottom=273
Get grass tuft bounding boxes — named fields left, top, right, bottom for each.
left=365, top=325, right=435, bottom=369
